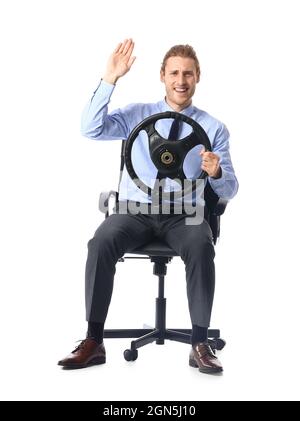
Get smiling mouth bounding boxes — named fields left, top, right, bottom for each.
left=174, top=87, right=188, bottom=94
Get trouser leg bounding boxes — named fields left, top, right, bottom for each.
left=85, top=213, right=153, bottom=322
left=162, top=216, right=215, bottom=327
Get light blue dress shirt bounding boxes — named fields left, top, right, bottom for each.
left=81, top=80, right=238, bottom=203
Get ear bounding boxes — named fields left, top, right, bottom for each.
left=160, top=70, right=165, bottom=83
left=196, top=72, right=200, bottom=83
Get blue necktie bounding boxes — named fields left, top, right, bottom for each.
left=168, top=117, right=180, bottom=140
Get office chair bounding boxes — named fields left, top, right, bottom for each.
left=102, top=114, right=228, bottom=361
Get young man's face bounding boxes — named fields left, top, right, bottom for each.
left=160, top=56, right=200, bottom=112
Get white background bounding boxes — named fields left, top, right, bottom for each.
left=0, top=0, right=300, bottom=401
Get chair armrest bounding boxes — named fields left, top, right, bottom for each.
left=99, top=190, right=118, bottom=218
left=213, top=199, right=228, bottom=216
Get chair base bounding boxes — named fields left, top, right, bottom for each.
left=104, top=328, right=220, bottom=343
left=104, top=328, right=225, bottom=361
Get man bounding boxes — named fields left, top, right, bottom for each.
left=58, top=39, right=238, bottom=374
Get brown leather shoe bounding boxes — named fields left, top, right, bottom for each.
left=189, top=342, right=223, bottom=374
left=58, top=338, right=106, bottom=369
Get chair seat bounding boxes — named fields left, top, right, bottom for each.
left=129, top=239, right=178, bottom=257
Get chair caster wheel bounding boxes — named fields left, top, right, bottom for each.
left=208, top=338, right=226, bottom=351
left=215, top=338, right=226, bottom=350
left=124, top=349, right=138, bottom=361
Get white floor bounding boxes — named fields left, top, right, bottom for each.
left=2, top=331, right=300, bottom=401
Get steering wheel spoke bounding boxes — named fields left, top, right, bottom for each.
left=162, top=167, right=186, bottom=183
left=145, top=122, right=165, bottom=153
left=181, top=131, right=205, bottom=152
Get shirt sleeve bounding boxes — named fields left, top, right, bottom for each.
left=81, top=80, right=129, bottom=140
left=209, top=124, right=239, bottom=199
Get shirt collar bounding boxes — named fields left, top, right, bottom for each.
left=158, top=97, right=195, bottom=116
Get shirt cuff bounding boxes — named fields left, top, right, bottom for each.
left=93, top=79, right=115, bottom=98
left=208, top=167, right=226, bottom=187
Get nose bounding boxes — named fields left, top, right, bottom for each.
left=177, top=73, right=185, bottom=85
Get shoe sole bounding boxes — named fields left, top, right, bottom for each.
left=189, top=358, right=223, bottom=374
left=58, top=356, right=106, bottom=369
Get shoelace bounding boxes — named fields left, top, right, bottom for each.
left=72, top=339, right=87, bottom=353
left=196, top=344, right=217, bottom=359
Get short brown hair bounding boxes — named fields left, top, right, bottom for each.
left=160, top=44, right=200, bottom=76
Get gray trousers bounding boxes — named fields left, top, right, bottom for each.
left=85, top=212, right=215, bottom=327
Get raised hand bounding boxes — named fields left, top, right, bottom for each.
left=103, top=39, right=136, bottom=85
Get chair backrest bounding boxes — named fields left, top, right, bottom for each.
left=118, top=139, right=222, bottom=244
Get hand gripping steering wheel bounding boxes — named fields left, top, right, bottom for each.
left=124, top=111, right=212, bottom=199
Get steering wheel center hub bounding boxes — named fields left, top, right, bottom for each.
left=160, top=150, right=174, bottom=165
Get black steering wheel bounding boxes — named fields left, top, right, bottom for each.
left=124, top=111, right=212, bottom=199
